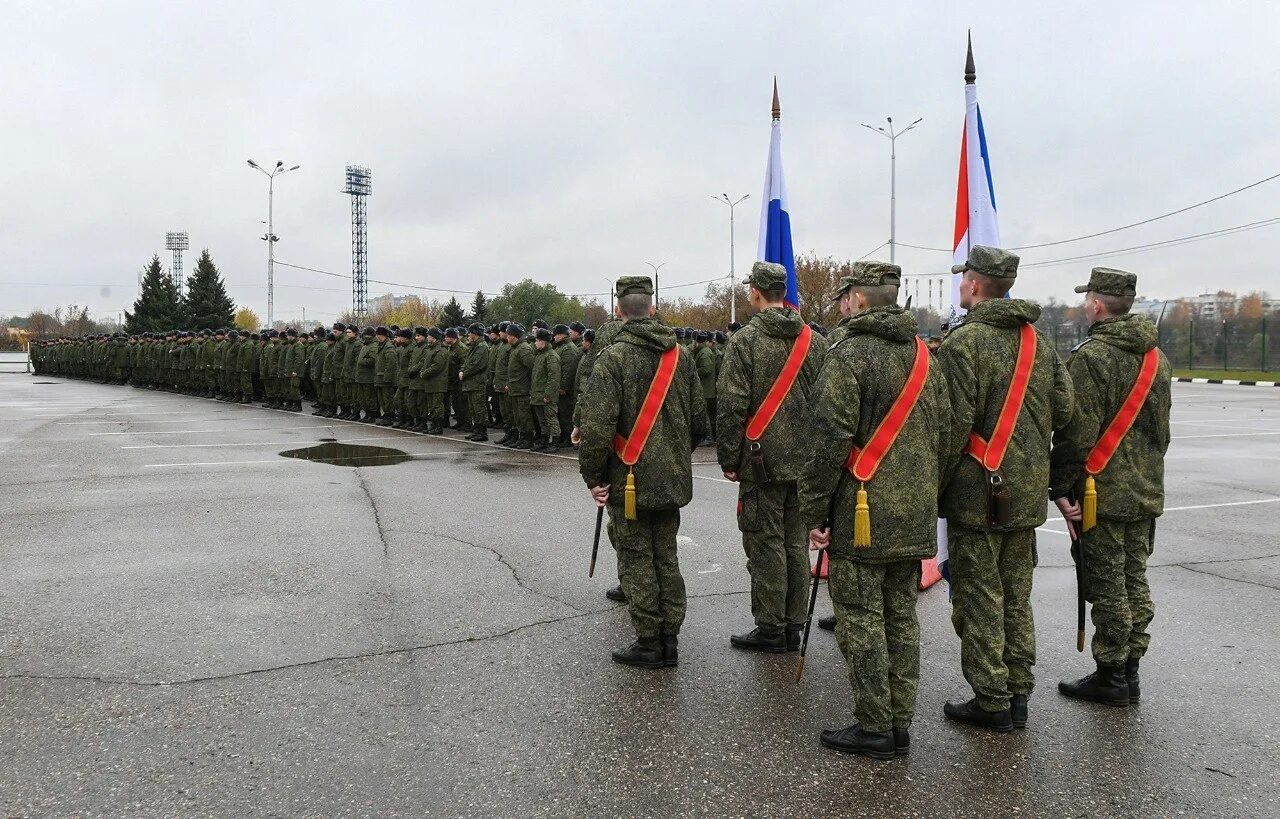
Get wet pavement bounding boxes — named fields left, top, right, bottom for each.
left=0, top=373, right=1277, bottom=817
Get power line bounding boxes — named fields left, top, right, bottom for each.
left=855, top=240, right=890, bottom=260
left=1020, top=216, right=1280, bottom=269
left=897, top=170, right=1280, bottom=254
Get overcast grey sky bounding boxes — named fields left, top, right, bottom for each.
left=3, top=1, right=1279, bottom=324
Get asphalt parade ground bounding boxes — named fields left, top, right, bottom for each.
left=0, top=373, right=1277, bottom=818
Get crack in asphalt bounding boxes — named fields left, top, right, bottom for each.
left=1164, top=563, right=1280, bottom=592
left=385, top=527, right=589, bottom=615
left=0, top=608, right=605, bottom=688
left=356, top=468, right=390, bottom=558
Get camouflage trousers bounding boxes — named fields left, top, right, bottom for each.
left=830, top=558, right=921, bottom=732
left=737, top=481, right=808, bottom=633
left=509, top=394, right=535, bottom=438
left=948, top=524, right=1037, bottom=711
left=466, top=392, right=488, bottom=430
left=615, top=507, right=686, bottom=639
left=424, top=391, right=447, bottom=424
left=1084, top=518, right=1156, bottom=666
left=533, top=401, right=560, bottom=439
left=557, top=393, right=575, bottom=439
left=450, top=384, right=469, bottom=427
left=355, top=384, right=378, bottom=414
left=378, top=386, right=396, bottom=415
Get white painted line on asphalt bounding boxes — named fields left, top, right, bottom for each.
left=90, top=425, right=337, bottom=436
left=59, top=418, right=210, bottom=425
left=1172, top=431, right=1280, bottom=440
left=1163, top=497, right=1280, bottom=512
left=143, top=450, right=500, bottom=468
left=121, top=435, right=418, bottom=449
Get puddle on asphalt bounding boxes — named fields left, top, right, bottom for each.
left=279, top=442, right=412, bottom=467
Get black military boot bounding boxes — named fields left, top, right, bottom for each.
left=893, top=727, right=910, bottom=756
left=1058, top=665, right=1130, bottom=707
left=511, top=434, right=532, bottom=450
left=611, top=638, right=665, bottom=669
left=471, top=426, right=489, bottom=442
left=660, top=634, right=678, bottom=667
left=943, top=698, right=1014, bottom=732
left=730, top=627, right=788, bottom=654
left=819, top=724, right=896, bottom=760
left=1125, top=658, right=1141, bottom=702
left=1010, top=694, right=1028, bottom=729
left=605, top=585, right=628, bottom=603
left=375, top=413, right=393, bottom=427
left=817, top=615, right=837, bottom=632
left=496, top=430, right=514, bottom=446
left=786, top=626, right=803, bottom=652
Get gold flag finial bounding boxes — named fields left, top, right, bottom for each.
left=772, top=76, right=781, bottom=120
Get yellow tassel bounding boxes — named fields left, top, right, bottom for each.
left=1082, top=474, right=1097, bottom=532
left=624, top=468, right=637, bottom=520
left=854, top=482, right=871, bottom=548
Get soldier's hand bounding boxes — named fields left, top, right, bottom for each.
left=1054, top=497, right=1081, bottom=539
left=570, top=426, right=581, bottom=445
left=590, top=485, right=610, bottom=507
left=808, top=527, right=830, bottom=551
left=723, top=471, right=738, bottom=482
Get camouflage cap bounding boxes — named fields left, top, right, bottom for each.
left=615, top=275, right=653, bottom=298
left=1074, top=267, right=1137, bottom=297
left=829, top=260, right=902, bottom=300
left=951, top=244, right=1020, bottom=278
left=746, top=261, right=787, bottom=291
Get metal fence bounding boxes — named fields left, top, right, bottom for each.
left=1044, top=317, right=1277, bottom=373
left=0, top=349, right=31, bottom=373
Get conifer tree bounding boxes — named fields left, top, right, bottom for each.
left=182, top=249, right=236, bottom=330
left=124, top=255, right=183, bottom=333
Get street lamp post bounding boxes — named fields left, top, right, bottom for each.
left=247, top=158, right=301, bottom=327
left=860, top=117, right=921, bottom=264
left=644, top=261, right=667, bottom=312
left=713, top=193, right=749, bottom=324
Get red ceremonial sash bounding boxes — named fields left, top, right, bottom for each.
left=967, top=322, right=1037, bottom=471
left=844, top=337, right=930, bottom=481
left=613, top=346, right=681, bottom=465
left=744, top=324, right=813, bottom=442
left=1085, top=348, right=1160, bottom=475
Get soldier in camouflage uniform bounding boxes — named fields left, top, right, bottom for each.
left=1050, top=268, right=1172, bottom=707
left=492, top=324, right=515, bottom=442
left=503, top=324, right=536, bottom=449
left=552, top=324, right=581, bottom=448
left=444, top=329, right=469, bottom=430
left=717, top=262, right=827, bottom=653
left=694, top=331, right=718, bottom=444
left=529, top=327, right=561, bottom=452
left=420, top=327, right=450, bottom=434
left=938, top=246, right=1075, bottom=732
left=461, top=323, right=492, bottom=441
left=799, top=262, right=952, bottom=760
left=578, top=275, right=708, bottom=669
left=373, top=326, right=398, bottom=425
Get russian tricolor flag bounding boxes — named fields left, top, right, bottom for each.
left=949, top=34, right=1001, bottom=324
left=758, top=78, right=799, bottom=309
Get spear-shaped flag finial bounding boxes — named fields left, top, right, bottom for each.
left=772, top=76, right=781, bottom=120
left=965, top=30, right=976, bottom=85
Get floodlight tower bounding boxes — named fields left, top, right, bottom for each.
left=343, top=166, right=372, bottom=319
left=165, top=232, right=189, bottom=297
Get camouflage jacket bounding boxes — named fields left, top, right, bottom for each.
left=530, top=345, right=560, bottom=405
left=716, top=307, right=827, bottom=485
left=421, top=343, right=450, bottom=393
left=489, top=340, right=511, bottom=390
left=824, top=315, right=856, bottom=348
left=309, top=342, right=327, bottom=381
left=572, top=318, right=623, bottom=428
left=798, top=307, right=951, bottom=562
left=374, top=340, right=398, bottom=386
left=342, top=337, right=363, bottom=380
left=1050, top=314, right=1172, bottom=520
left=694, top=343, right=717, bottom=399
left=460, top=339, right=490, bottom=392
left=553, top=338, right=581, bottom=394
left=402, top=340, right=428, bottom=389
left=447, top=342, right=467, bottom=387
left=937, top=298, right=1075, bottom=530
left=354, top=339, right=378, bottom=384
left=578, top=318, right=708, bottom=510
left=506, top=341, right=534, bottom=396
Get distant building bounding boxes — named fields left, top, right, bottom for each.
left=369, top=294, right=418, bottom=313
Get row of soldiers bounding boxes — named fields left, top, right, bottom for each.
left=575, top=248, right=1170, bottom=761
left=28, top=319, right=740, bottom=454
